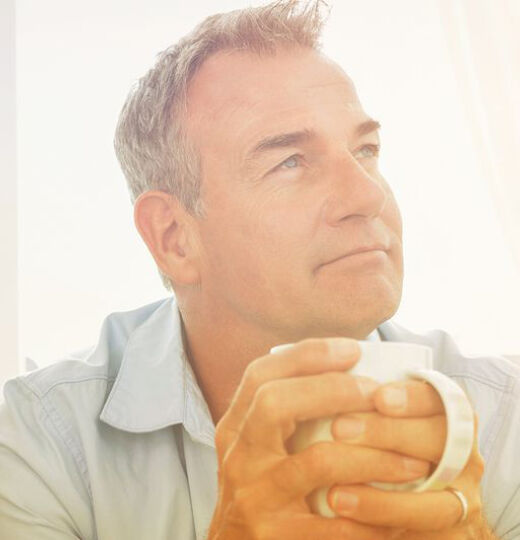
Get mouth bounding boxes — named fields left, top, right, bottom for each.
left=316, top=245, right=390, bottom=272
left=333, top=246, right=387, bottom=259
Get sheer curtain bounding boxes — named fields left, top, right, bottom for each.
left=437, top=0, right=520, bottom=272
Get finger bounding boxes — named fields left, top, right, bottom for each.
left=255, top=443, right=430, bottom=504
left=232, top=338, right=364, bottom=419
left=328, top=483, right=480, bottom=531
left=257, top=512, right=397, bottom=540
left=332, top=412, right=447, bottom=462
left=374, top=380, right=444, bottom=417
left=239, top=371, right=379, bottom=451
left=216, top=338, right=366, bottom=457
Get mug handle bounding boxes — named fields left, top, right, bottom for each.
left=404, top=368, right=475, bottom=492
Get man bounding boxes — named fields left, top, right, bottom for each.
left=1, top=1, right=519, bottom=538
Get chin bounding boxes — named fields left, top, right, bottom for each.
left=310, top=280, right=402, bottom=337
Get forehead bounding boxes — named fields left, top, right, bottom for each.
left=185, top=47, right=363, bottom=156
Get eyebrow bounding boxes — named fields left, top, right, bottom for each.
left=245, top=119, right=381, bottom=163
left=356, top=118, right=381, bottom=137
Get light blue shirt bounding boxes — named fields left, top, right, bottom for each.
left=1, top=297, right=519, bottom=539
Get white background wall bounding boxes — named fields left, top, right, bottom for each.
left=14, top=0, right=520, bottom=371
left=1, top=0, right=19, bottom=387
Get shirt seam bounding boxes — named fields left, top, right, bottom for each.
left=18, top=379, right=94, bottom=492
left=27, top=375, right=116, bottom=400
left=16, top=378, right=99, bottom=539
left=442, top=372, right=513, bottom=393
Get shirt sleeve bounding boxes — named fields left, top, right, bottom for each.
left=472, top=370, right=520, bottom=540
left=500, top=499, right=520, bottom=540
left=0, top=378, right=93, bottom=539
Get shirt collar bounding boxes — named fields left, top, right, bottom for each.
left=99, top=296, right=384, bottom=443
left=99, top=297, right=216, bottom=447
left=366, top=328, right=382, bottom=342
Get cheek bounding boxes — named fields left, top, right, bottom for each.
left=202, top=192, right=314, bottom=288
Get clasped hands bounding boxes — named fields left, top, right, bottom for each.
left=208, top=338, right=486, bottom=540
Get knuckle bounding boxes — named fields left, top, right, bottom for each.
left=271, top=454, right=308, bottom=493
left=243, top=362, right=265, bottom=392
left=305, top=442, right=334, bottom=474
left=254, top=383, right=282, bottom=421
left=297, top=441, right=342, bottom=486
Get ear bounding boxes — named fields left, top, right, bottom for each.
left=133, top=191, right=201, bottom=286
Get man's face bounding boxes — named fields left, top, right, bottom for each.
left=185, top=47, right=403, bottom=341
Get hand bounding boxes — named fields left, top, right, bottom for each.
left=329, top=380, right=486, bottom=539
left=207, top=339, right=431, bottom=540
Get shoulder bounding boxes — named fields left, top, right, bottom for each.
left=3, top=297, right=171, bottom=403
left=0, top=296, right=173, bottom=458
left=379, top=319, right=520, bottom=390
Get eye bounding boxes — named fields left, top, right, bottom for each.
left=355, top=144, right=380, bottom=159
left=275, top=154, right=303, bottom=171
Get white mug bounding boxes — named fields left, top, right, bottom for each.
left=270, top=341, right=475, bottom=518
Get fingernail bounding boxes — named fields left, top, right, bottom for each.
left=357, top=377, right=379, bottom=398
left=329, top=338, right=359, bottom=358
left=382, top=385, right=407, bottom=411
left=403, top=457, right=429, bottom=476
left=334, top=417, right=365, bottom=440
left=333, top=491, right=359, bottom=514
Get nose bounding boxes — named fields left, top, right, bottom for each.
left=322, top=151, right=388, bottom=225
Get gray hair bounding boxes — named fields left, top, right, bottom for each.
left=114, top=0, right=329, bottom=291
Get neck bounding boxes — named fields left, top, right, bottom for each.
left=181, top=306, right=281, bottom=425
left=179, top=297, right=377, bottom=425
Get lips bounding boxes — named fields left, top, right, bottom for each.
left=326, top=244, right=389, bottom=264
